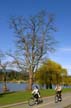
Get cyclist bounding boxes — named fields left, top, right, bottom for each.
left=32, top=85, right=40, bottom=104
left=55, top=84, right=62, bottom=101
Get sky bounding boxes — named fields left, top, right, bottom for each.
left=0, top=0, right=71, bottom=75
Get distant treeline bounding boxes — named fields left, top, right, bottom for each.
left=0, top=69, right=29, bottom=81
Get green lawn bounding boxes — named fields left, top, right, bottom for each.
left=0, top=88, right=71, bottom=106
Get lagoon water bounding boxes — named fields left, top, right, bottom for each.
left=0, top=82, right=70, bottom=93
left=0, top=82, right=28, bottom=92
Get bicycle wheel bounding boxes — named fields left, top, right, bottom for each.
left=55, top=95, right=58, bottom=103
left=38, top=97, right=43, bottom=104
left=28, top=97, right=35, bottom=106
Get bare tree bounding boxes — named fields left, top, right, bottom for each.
left=0, top=51, right=9, bottom=92
left=9, top=10, right=57, bottom=90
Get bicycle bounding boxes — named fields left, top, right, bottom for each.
left=28, top=95, right=43, bottom=106
left=55, top=91, right=62, bottom=103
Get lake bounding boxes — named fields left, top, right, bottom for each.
left=0, top=82, right=28, bottom=92
left=0, top=82, right=71, bottom=93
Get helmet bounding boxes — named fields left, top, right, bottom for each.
left=34, top=85, right=38, bottom=89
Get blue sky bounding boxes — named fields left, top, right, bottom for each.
left=0, top=0, right=71, bottom=75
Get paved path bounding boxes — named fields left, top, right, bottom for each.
left=0, top=93, right=71, bottom=108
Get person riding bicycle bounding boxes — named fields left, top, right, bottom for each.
left=32, top=85, right=40, bottom=104
left=55, top=84, right=62, bottom=100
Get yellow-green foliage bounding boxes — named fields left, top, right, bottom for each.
left=35, top=59, right=68, bottom=85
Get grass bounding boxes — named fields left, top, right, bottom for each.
left=0, top=91, right=31, bottom=105
left=0, top=88, right=71, bottom=106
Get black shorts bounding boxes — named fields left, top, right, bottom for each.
left=34, top=94, right=38, bottom=98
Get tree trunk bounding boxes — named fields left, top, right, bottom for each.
left=56, top=73, right=59, bottom=84
left=28, top=70, right=33, bottom=90
left=3, top=76, right=9, bottom=92
left=46, top=83, right=49, bottom=89
left=49, top=77, right=52, bottom=89
left=49, top=82, right=52, bottom=89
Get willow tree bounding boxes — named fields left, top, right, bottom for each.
left=35, top=59, right=68, bottom=89
left=9, top=10, right=57, bottom=90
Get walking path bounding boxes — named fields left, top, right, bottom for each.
left=64, top=104, right=71, bottom=108
left=0, top=93, right=71, bottom=108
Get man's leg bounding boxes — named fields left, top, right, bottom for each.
left=34, top=94, right=39, bottom=103
left=58, top=91, right=62, bottom=100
